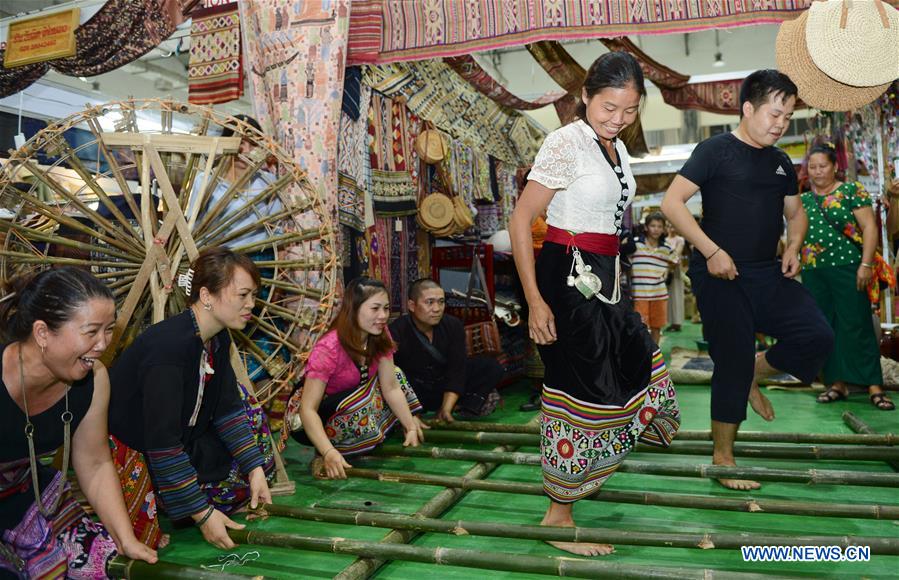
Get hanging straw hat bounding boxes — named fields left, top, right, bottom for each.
left=418, top=192, right=454, bottom=230
left=776, top=11, right=890, bottom=111
left=415, top=129, right=448, bottom=164
left=805, top=0, right=899, bottom=87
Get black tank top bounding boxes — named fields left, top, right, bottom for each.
left=0, top=344, right=95, bottom=531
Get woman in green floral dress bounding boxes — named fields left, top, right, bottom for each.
left=800, top=143, right=894, bottom=410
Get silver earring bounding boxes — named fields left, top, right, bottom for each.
left=203, top=302, right=212, bottom=311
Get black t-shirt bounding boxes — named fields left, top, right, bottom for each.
left=679, top=132, right=797, bottom=265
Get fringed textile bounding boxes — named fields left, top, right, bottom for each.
left=337, top=173, right=366, bottom=231
left=188, top=2, right=243, bottom=105
left=541, top=351, right=680, bottom=503
left=364, top=60, right=545, bottom=165
left=371, top=170, right=417, bottom=217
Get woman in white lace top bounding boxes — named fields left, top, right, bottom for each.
left=510, top=52, right=680, bottom=557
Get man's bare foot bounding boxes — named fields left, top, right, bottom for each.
left=748, top=385, right=775, bottom=421
left=541, top=517, right=614, bottom=556
left=713, top=459, right=761, bottom=491
left=158, top=534, right=170, bottom=549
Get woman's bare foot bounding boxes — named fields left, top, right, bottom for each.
left=713, top=458, right=761, bottom=491
left=748, top=384, right=775, bottom=422
left=158, top=534, right=170, bottom=549
left=541, top=507, right=614, bottom=556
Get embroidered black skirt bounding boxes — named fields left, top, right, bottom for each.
left=535, top=241, right=656, bottom=406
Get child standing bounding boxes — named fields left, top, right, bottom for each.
left=631, top=212, right=676, bottom=343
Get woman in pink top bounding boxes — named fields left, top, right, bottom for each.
left=284, top=278, right=425, bottom=479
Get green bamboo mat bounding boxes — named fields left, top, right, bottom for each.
left=154, top=322, right=899, bottom=578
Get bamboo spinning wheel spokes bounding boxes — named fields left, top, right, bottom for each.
left=0, top=99, right=338, bottom=393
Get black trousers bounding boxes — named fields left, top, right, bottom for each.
left=411, top=356, right=505, bottom=413
left=689, top=261, right=834, bottom=424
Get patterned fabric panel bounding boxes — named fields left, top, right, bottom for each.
left=188, top=3, right=243, bottom=104
left=540, top=350, right=679, bottom=503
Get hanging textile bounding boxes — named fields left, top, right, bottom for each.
left=188, top=2, right=243, bottom=105
left=342, top=66, right=364, bottom=121
left=444, top=55, right=566, bottom=110
left=495, top=160, right=519, bottom=230
left=337, top=81, right=372, bottom=232
left=600, top=37, right=742, bottom=115
left=346, top=0, right=817, bottom=66
left=368, top=92, right=418, bottom=217
left=0, top=0, right=186, bottom=97
left=240, top=0, right=350, bottom=223
left=364, top=60, right=544, bottom=165
left=526, top=41, right=648, bottom=156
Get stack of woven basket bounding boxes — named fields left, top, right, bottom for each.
left=776, top=0, right=899, bottom=112
left=415, top=127, right=475, bottom=237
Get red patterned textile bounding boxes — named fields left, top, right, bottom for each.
left=346, top=0, right=821, bottom=66
left=444, top=55, right=566, bottom=110
left=188, top=2, right=243, bottom=104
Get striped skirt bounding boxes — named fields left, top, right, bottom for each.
left=541, top=350, right=680, bottom=503
left=110, top=383, right=275, bottom=547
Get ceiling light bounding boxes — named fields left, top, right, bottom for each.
left=713, top=30, right=725, bottom=68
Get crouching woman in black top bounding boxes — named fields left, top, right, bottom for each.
left=108, top=247, right=274, bottom=551
left=0, top=268, right=156, bottom=577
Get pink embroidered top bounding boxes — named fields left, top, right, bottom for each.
left=305, top=329, right=395, bottom=395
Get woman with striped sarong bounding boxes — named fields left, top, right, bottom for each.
left=108, top=248, right=275, bottom=551
left=510, top=52, right=680, bottom=556
left=284, top=277, right=425, bottom=479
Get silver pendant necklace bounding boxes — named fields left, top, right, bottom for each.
left=19, top=344, right=71, bottom=518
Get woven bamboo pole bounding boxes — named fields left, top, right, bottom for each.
left=375, top=445, right=899, bottom=487
left=106, top=557, right=260, bottom=579
left=229, top=529, right=790, bottom=580
left=346, top=468, right=899, bottom=519
left=431, top=421, right=899, bottom=445
left=257, top=504, right=899, bottom=555
left=843, top=411, right=899, bottom=471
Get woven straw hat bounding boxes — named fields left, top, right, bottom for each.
left=777, top=11, right=890, bottom=111
left=418, top=192, right=454, bottom=230
left=805, top=0, right=899, bottom=87
left=415, top=129, right=448, bottom=164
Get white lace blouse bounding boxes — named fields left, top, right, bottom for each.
left=528, top=119, right=636, bottom=235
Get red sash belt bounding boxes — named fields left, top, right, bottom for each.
left=544, top=225, right=619, bottom=256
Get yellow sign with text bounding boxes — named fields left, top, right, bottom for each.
left=4, top=8, right=79, bottom=68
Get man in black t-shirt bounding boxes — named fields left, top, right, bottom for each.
left=661, top=70, right=834, bottom=491
left=390, top=279, right=504, bottom=422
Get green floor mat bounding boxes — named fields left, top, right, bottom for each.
left=149, top=322, right=899, bottom=579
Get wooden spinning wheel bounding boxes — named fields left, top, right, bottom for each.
left=0, top=99, right=339, bottom=401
